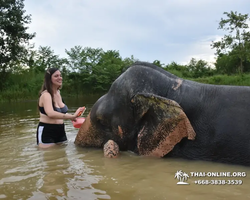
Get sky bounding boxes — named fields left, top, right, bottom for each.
left=24, top=0, right=250, bottom=66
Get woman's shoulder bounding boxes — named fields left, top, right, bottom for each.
left=40, top=90, right=52, bottom=99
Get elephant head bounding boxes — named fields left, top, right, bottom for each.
left=75, top=63, right=196, bottom=157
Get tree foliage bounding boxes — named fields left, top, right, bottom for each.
left=89, top=50, right=124, bottom=92
left=65, top=46, right=104, bottom=73
left=33, top=46, right=61, bottom=72
left=187, top=58, right=214, bottom=78
left=211, top=11, right=250, bottom=73
left=0, top=0, right=35, bottom=90
left=163, top=59, right=215, bottom=78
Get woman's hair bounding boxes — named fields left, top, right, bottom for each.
left=39, top=68, right=60, bottom=106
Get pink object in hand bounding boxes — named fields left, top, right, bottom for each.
left=77, top=106, right=86, bottom=117
left=72, top=117, right=85, bottom=128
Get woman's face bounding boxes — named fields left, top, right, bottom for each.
left=51, top=70, right=62, bottom=88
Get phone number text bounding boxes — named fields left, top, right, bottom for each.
left=194, top=179, right=243, bottom=185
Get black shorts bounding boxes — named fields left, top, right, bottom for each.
left=36, top=122, right=67, bottom=144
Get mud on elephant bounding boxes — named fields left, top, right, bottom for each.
left=75, top=62, right=250, bottom=166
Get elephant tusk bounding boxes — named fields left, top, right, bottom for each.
left=103, top=140, right=120, bottom=158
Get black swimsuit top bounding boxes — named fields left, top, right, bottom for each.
left=39, top=92, right=68, bottom=115
left=39, top=105, right=68, bottom=115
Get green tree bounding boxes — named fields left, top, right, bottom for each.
left=65, top=46, right=103, bottom=73
left=0, top=0, right=35, bottom=90
left=153, top=60, right=165, bottom=68
left=187, top=58, right=214, bottom=78
left=211, top=11, right=250, bottom=73
left=164, top=61, right=190, bottom=78
left=164, top=61, right=186, bottom=71
left=215, top=53, right=240, bottom=74
left=33, top=46, right=61, bottom=72
left=65, top=46, right=104, bottom=95
left=89, top=50, right=124, bottom=92
left=121, top=55, right=138, bottom=72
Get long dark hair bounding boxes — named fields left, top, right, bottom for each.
left=38, top=68, right=60, bottom=107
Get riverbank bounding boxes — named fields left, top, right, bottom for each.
left=0, top=73, right=249, bottom=102
left=0, top=92, right=105, bottom=103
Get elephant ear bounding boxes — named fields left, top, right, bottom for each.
left=131, top=93, right=196, bottom=157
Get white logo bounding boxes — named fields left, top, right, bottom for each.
left=174, top=170, right=189, bottom=185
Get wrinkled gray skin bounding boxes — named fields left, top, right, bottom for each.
left=76, top=62, right=250, bottom=166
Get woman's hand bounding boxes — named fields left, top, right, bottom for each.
left=72, top=107, right=85, bottom=121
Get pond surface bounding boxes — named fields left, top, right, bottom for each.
left=0, top=96, right=250, bottom=200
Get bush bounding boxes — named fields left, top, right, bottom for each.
left=193, top=74, right=250, bottom=86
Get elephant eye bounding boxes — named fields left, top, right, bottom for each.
left=98, top=119, right=106, bottom=126
left=97, top=118, right=111, bottom=132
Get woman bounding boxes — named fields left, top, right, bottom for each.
left=37, top=68, right=84, bottom=148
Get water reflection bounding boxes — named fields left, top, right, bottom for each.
left=0, top=98, right=250, bottom=200
left=36, top=147, right=71, bottom=198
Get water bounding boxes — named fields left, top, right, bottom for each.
left=0, top=96, right=250, bottom=200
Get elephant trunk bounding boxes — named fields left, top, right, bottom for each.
left=74, top=112, right=103, bottom=147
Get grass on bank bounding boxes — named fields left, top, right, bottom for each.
left=194, top=74, right=250, bottom=86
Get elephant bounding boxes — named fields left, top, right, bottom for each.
left=75, top=61, right=250, bottom=166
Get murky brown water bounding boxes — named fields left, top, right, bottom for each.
left=0, top=96, right=250, bottom=200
